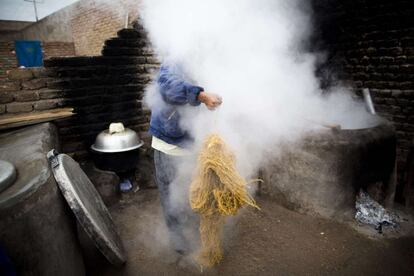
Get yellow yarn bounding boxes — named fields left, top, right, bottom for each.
left=189, top=134, right=259, bottom=267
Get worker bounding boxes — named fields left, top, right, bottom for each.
left=150, top=63, right=222, bottom=256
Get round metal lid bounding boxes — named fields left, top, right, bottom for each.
left=47, top=150, right=125, bottom=266
left=0, top=160, right=17, bottom=193
left=91, top=123, right=144, bottom=153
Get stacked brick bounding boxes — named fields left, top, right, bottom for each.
left=51, top=26, right=158, bottom=159
left=43, top=42, right=76, bottom=59
left=0, top=67, right=54, bottom=115
left=70, top=0, right=139, bottom=56
left=0, top=41, right=75, bottom=78
left=0, top=26, right=159, bottom=160
left=0, top=41, right=76, bottom=115
left=313, top=0, right=414, bottom=200
left=0, top=42, right=17, bottom=81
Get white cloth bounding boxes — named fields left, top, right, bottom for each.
left=151, top=136, right=191, bottom=156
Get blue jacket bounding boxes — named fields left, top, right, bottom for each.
left=149, top=64, right=204, bottom=146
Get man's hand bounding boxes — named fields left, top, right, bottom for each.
left=198, top=92, right=222, bottom=110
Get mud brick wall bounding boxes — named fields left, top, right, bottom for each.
left=47, top=27, right=158, bottom=159
left=43, top=42, right=76, bottom=59
left=0, top=41, right=75, bottom=80
left=0, top=26, right=158, bottom=160
left=71, top=0, right=139, bottom=56
left=0, top=42, right=17, bottom=81
left=0, top=41, right=76, bottom=114
left=0, top=67, right=52, bottom=115
left=313, top=0, right=414, bottom=200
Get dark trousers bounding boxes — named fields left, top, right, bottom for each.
left=154, top=150, right=197, bottom=253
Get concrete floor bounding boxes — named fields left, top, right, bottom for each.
left=91, top=189, right=414, bottom=276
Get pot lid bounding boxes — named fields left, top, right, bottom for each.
left=0, top=160, right=16, bottom=193
left=47, top=150, right=126, bottom=266
left=91, top=123, right=144, bottom=153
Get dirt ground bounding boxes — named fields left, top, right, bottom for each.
left=91, top=189, right=414, bottom=276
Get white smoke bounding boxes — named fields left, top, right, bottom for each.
left=140, top=0, right=376, bottom=179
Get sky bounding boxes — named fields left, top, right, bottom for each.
left=0, top=0, right=79, bottom=22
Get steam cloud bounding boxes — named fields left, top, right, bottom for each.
left=140, top=0, right=375, bottom=187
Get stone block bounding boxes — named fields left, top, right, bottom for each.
left=102, top=47, right=144, bottom=56
left=396, top=55, right=407, bottom=63
left=22, top=78, right=47, bottom=90
left=364, top=81, right=377, bottom=88
left=365, top=65, right=375, bottom=73
left=0, top=81, right=21, bottom=91
left=38, top=89, right=65, bottom=99
left=43, top=68, right=58, bottom=77
left=402, top=38, right=414, bottom=47
left=0, top=105, right=5, bottom=114
left=391, top=90, right=403, bottom=97
left=354, top=72, right=369, bottom=80
left=401, top=64, right=414, bottom=73
left=370, top=57, right=380, bottom=65
left=7, top=69, right=33, bottom=80
left=375, top=65, right=387, bottom=73
left=391, top=105, right=402, bottom=112
left=366, top=47, right=377, bottom=55
left=401, top=90, right=414, bottom=98
left=398, top=82, right=412, bottom=89
left=34, top=99, right=60, bottom=110
left=65, top=96, right=97, bottom=107
left=379, top=56, right=394, bottom=64
left=142, top=47, right=155, bottom=56
left=15, top=91, right=40, bottom=102
left=397, top=98, right=410, bottom=106
left=47, top=80, right=70, bottom=89
left=353, top=65, right=363, bottom=72
left=383, top=73, right=396, bottom=81
left=107, top=38, right=147, bottom=48
left=6, top=102, right=33, bottom=113
left=101, top=56, right=146, bottom=66
left=378, top=47, right=403, bottom=56
left=359, top=56, right=369, bottom=65
left=404, top=47, right=414, bottom=55
left=106, top=65, right=144, bottom=76
left=75, top=104, right=104, bottom=114
left=117, top=29, right=143, bottom=39
left=146, top=57, right=160, bottom=64
left=0, top=92, right=14, bottom=104
left=44, top=57, right=93, bottom=67
left=31, top=68, right=48, bottom=78
left=388, top=65, right=399, bottom=72
left=353, top=81, right=363, bottom=87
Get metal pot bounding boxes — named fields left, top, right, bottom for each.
left=91, top=123, right=144, bottom=172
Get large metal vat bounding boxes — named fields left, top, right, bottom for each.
left=0, top=123, right=85, bottom=276
left=262, top=119, right=396, bottom=218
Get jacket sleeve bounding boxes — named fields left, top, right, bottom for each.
left=157, top=65, right=204, bottom=106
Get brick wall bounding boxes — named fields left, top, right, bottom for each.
left=43, top=42, right=76, bottom=59
left=70, top=0, right=139, bottom=56
left=0, top=67, right=52, bottom=116
left=313, top=0, right=414, bottom=201
left=0, top=42, right=17, bottom=81
left=0, top=25, right=158, bottom=160
left=1, top=0, right=139, bottom=57
left=0, top=41, right=75, bottom=82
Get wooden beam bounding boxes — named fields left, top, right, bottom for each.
left=0, top=108, right=75, bottom=130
